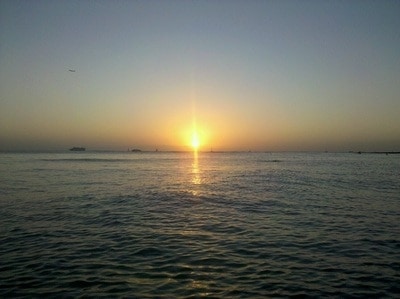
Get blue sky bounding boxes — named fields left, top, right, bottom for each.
left=1, top=0, right=399, bottom=151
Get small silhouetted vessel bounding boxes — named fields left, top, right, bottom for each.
left=131, top=149, right=142, bottom=152
left=70, top=147, right=85, bottom=151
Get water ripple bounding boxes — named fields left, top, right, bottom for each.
left=1, top=152, right=399, bottom=297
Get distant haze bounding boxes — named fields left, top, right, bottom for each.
left=1, top=0, right=399, bottom=152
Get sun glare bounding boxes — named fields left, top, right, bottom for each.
left=191, top=131, right=200, bottom=150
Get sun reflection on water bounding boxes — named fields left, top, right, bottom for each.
left=191, top=150, right=201, bottom=195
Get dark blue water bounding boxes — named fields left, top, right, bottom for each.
left=1, top=152, right=399, bottom=297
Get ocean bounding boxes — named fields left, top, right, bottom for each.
left=1, top=151, right=399, bottom=298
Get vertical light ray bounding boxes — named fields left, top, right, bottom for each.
left=191, top=70, right=199, bottom=151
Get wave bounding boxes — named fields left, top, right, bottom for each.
left=256, top=159, right=283, bottom=163
left=41, top=158, right=134, bottom=163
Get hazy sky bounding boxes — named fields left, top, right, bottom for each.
left=1, top=0, right=399, bottom=151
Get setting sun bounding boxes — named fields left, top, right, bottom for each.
left=191, top=131, right=200, bottom=150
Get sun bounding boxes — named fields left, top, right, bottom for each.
left=191, top=131, right=200, bottom=150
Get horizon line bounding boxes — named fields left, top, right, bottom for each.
left=1, top=149, right=399, bottom=154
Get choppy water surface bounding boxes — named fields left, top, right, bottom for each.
left=1, top=152, right=399, bottom=297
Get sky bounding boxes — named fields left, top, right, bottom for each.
left=1, top=0, right=399, bottom=152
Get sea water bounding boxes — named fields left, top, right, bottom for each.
left=0, top=152, right=399, bottom=297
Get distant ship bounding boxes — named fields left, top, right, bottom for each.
left=131, top=148, right=142, bottom=153
left=69, top=147, right=85, bottom=151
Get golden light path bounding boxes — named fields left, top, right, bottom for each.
left=191, top=145, right=201, bottom=196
